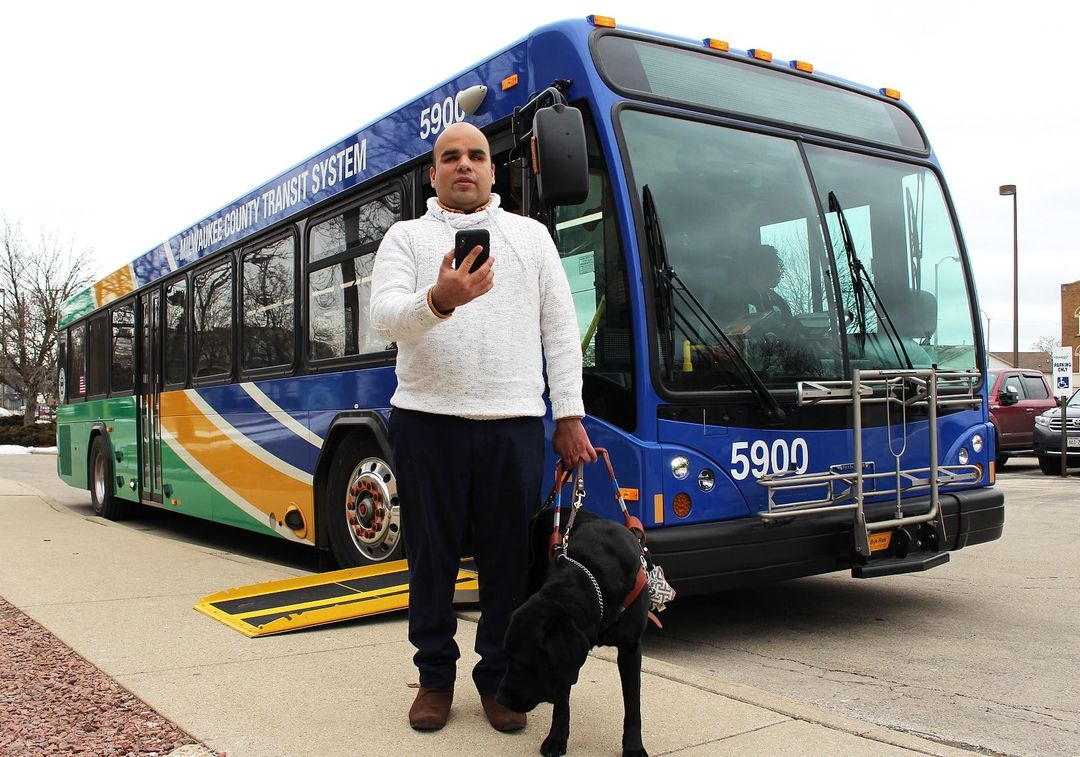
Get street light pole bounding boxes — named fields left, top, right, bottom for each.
left=999, top=184, right=1018, bottom=368
left=933, top=256, right=960, bottom=348
left=979, top=308, right=991, bottom=351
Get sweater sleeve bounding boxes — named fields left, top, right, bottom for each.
left=536, top=231, right=586, bottom=420
left=370, top=222, right=445, bottom=342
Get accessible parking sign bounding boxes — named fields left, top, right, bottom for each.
left=1052, top=347, right=1073, bottom=397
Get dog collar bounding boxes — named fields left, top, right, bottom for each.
left=557, top=553, right=604, bottom=622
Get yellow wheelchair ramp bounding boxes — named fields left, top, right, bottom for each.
left=195, top=559, right=478, bottom=638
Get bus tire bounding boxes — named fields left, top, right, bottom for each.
left=326, top=438, right=404, bottom=568
left=89, top=435, right=132, bottom=520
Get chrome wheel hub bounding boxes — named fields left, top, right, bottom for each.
left=344, top=457, right=401, bottom=561
left=92, top=449, right=106, bottom=505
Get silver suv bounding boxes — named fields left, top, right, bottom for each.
left=1033, top=391, right=1080, bottom=475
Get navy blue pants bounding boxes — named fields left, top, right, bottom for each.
left=389, top=408, right=544, bottom=694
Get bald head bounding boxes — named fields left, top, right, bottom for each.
left=433, top=122, right=488, bottom=156
left=430, top=122, right=495, bottom=212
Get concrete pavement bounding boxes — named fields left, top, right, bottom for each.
left=0, top=472, right=979, bottom=757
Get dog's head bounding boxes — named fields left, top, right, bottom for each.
left=496, top=593, right=591, bottom=713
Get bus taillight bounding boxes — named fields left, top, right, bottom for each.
left=672, top=492, right=692, bottom=518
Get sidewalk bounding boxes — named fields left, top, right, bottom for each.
left=0, top=475, right=977, bottom=757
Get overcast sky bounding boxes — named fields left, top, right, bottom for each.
left=2, top=1, right=1076, bottom=352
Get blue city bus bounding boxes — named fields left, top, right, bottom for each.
left=55, top=15, right=1003, bottom=594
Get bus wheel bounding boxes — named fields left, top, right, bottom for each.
left=327, top=448, right=404, bottom=567
left=89, top=435, right=131, bottom=520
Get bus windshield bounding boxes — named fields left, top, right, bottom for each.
left=620, top=110, right=977, bottom=392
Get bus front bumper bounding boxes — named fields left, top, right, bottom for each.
left=645, top=487, right=1004, bottom=596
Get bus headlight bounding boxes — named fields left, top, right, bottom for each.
left=698, top=468, right=716, bottom=492
left=958, top=447, right=969, bottom=465
left=671, top=456, right=690, bottom=479
left=971, top=434, right=983, bottom=453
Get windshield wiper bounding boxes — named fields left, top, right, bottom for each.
left=643, top=186, right=785, bottom=422
left=827, top=191, right=912, bottom=370
left=904, top=185, right=923, bottom=291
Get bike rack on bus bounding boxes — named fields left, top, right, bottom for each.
left=757, top=369, right=983, bottom=558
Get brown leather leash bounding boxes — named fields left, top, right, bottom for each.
left=544, top=448, right=665, bottom=629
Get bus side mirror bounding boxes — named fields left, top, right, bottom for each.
left=532, top=103, right=588, bottom=206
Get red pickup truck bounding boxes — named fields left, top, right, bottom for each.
left=988, top=370, right=1057, bottom=466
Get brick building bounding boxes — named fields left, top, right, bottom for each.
left=1062, top=280, right=1080, bottom=373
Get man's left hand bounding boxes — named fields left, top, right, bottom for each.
left=553, top=417, right=597, bottom=468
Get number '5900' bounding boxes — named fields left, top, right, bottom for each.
left=730, top=439, right=809, bottom=480
left=419, top=96, right=466, bottom=140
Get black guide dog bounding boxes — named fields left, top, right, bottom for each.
left=497, top=507, right=650, bottom=757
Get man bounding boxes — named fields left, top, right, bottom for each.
left=370, top=122, right=595, bottom=734
left=744, top=244, right=792, bottom=320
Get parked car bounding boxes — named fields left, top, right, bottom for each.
left=987, top=370, right=1057, bottom=466
left=1033, top=391, right=1080, bottom=475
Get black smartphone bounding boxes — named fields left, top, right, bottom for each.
left=454, top=229, right=490, bottom=273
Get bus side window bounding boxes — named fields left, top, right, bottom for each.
left=164, top=279, right=188, bottom=387
left=69, top=323, right=86, bottom=401
left=242, top=235, right=295, bottom=372
left=492, top=151, right=525, bottom=216
left=86, top=314, right=109, bottom=397
left=57, top=329, right=68, bottom=404
left=308, top=190, right=402, bottom=362
left=110, top=303, right=136, bottom=394
left=192, top=261, right=233, bottom=381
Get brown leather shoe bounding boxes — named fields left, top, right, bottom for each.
left=480, top=694, right=527, bottom=732
left=409, top=687, right=453, bottom=731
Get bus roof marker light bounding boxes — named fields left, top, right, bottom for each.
left=748, top=48, right=773, bottom=63
left=791, top=60, right=814, bottom=74
left=501, top=74, right=519, bottom=92
left=881, top=87, right=901, bottom=100
left=457, top=85, right=488, bottom=115
left=587, top=15, right=616, bottom=28
left=703, top=38, right=729, bottom=52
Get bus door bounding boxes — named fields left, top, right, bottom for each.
left=139, top=289, right=163, bottom=503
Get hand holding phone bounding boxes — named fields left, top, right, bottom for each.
left=454, top=229, right=490, bottom=274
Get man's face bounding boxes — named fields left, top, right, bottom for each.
left=429, top=125, right=495, bottom=212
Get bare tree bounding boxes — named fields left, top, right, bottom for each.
left=1030, top=335, right=1061, bottom=358
left=0, top=215, right=96, bottom=426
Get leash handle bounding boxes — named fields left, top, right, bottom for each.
left=545, top=449, right=645, bottom=558
left=548, top=461, right=574, bottom=559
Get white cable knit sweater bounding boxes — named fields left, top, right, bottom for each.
left=370, top=195, right=585, bottom=421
